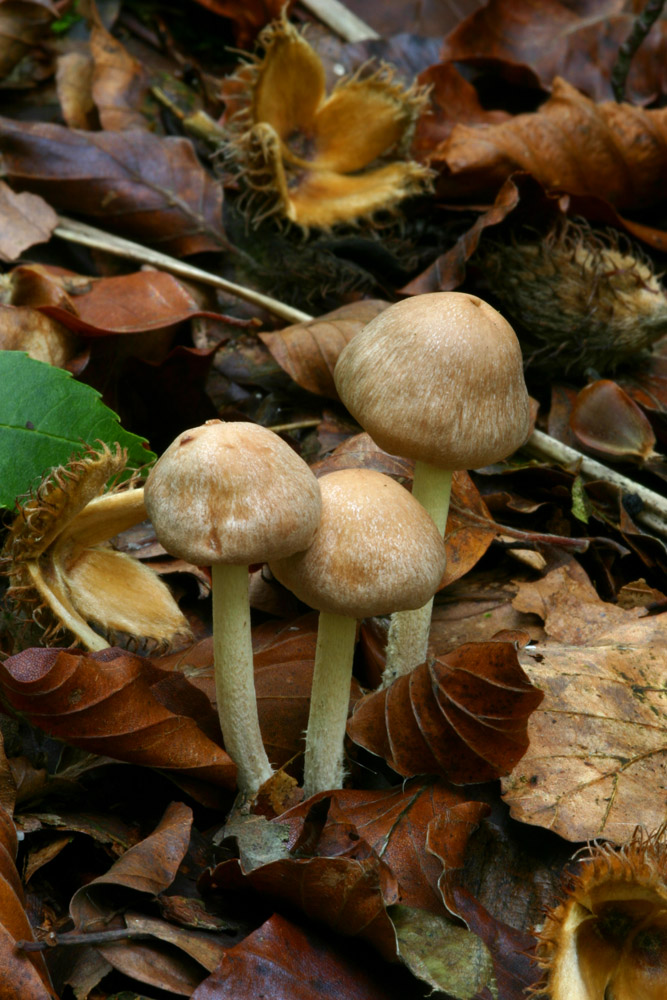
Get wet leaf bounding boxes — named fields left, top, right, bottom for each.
left=570, top=378, right=658, bottom=463
left=0, top=647, right=236, bottom=788
left=503, top=557, right=667, bottom=841
left=434, top=77, right=667, bottom=216
left=260, top=300, right=389, bottom=398
left=0, top=118, right=226, bottom=255
left=0, top=182, right=57, bottom=262
left=348, top=640, right=543, bottom=784
left=191, top=911, right=406, bottom=1000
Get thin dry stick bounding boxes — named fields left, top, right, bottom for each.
left=611, top=0, right=666, bottom=102
left=54, top=216, right=311, bottom=325
left=54, top=217, right=667, bottom=536
left=299, top=0, right=379, bottom=41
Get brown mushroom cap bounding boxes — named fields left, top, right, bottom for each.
left=144, top=420, right=321, bottom=565
left=334, top=291, right=531, bottom=470
left=269, top=468, right=446, bottom=618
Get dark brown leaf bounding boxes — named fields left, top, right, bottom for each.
left=190, top=0, right=293, bottom=47
left=0, top=118, right=226, bottom=255
left=0, top=647, right=236, bottom=788
left=0, top=0, right=55, bottom=79
left=260, top=301, right=389, bottom=399
left=348, top=641, right=543, bottom=784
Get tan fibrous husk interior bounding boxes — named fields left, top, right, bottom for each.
left=536, top=825, right=667, bottom=999
left=220, top=13, right=432, bottom=229
left=477, top=218, right=667, bottom=376
left=2, top=443, right=192, bottom=654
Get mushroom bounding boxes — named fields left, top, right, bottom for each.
left=269, top=468, right=446, bottom=797
left=333, top=292, right=531, bottom=686
left=144, top=419, right=321, bottom=800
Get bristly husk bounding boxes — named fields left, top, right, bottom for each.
left=535, top=825, right=667, bottom=999
left=2, top=443, right=192, bottom=654
left=220, top=12, right=433, bottom=230
left=476, top=218, right=667, bottom=377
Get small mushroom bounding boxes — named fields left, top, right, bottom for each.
left=334, top=292, right=531, bottom=686
left=144, top=419, right=321, bottom=800
left=269, top=468, right=445, bottom=797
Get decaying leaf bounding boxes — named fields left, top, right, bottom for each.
left=434, top=77, right=667, bottom=217
left=3, top=443, right=191, bottom=652
left=0, top=182, right=57, bottom=263
left=0, top=0, right=55, bottom=80
left=503, top=558, right=667, bottom=841
left=348, top=640, right=543, bottom=784
left=0, top=646, right=236, bottom=788
left=223, top=14, right=432, bottom=228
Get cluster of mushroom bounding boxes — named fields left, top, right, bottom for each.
left=144, top=292, right=531, bottom=801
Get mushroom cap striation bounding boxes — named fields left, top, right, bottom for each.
left=270, top=468, right=446, bottom=618
left=144, top=420, right=321, bottom=565
left=334, top=291, right=531, bottom=470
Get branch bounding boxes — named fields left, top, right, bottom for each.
left=611, top=0, right=666, bottom=102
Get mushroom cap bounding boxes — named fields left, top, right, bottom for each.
left=269, top=468, right=446, bottom=618
left=144, top=420, right=321, bottom=565
left=334, top=291, right=531, bottom=470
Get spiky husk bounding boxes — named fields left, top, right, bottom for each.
left=219, top=13, right=432, bottom=230
left=535, top=825, right=667, bottom=999
left=476, top=219, right=667, bottom=377
left=2, top=444, right=192, bottom=654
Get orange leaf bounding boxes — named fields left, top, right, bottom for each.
left=435, top=77, right=667, bottom=213
left=0, top=648, right=236, bottom=788
left=348, top=641, right=543, bottom=783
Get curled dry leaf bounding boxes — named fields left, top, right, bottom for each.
left=503, top=559, right=667, bottom=841
left=570, top=379, right=658, bottom=463
left=0, top=117, right=226, bottom=255
left=347, top=640, right=543, bottom=784
left=88, top=10, right=149, bottom=132
left=0, top=181, right=57, bottom=263
left=434, top=77, right=667, bottom=216
left=0, top=647, right=236, bottom=788
left=259, top=300, right=389, bottom=398
left=0, top=304, right=79, bottom=367
left=191, top=911, right=407, bottom=1000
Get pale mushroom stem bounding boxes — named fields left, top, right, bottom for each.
left=381, top=462, right=452, bottom=688
left=303, top=611, right=358, bottom=797
left=211, top=562, right=274, bottom=798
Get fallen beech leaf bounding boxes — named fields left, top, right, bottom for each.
left=191, top=912, right=406, bottom=1000
left=0, top=118, right=226, bottom=255
left=503, top=559, right=667, bottom=841
left=191, top=0, right=292, bottom=47
left=443, top=0, right=667, bottom=104
left=427, top=803, right=540, bottom=998
left=435, top=77, right=667, bottom=214
left=55, top=51, right=96, bottom=131
left=0, top=739, right=54, bottom=998
left=570, top=379, right=658, bottom=463
left=0, top=182, right=57, bottom=262
left=0, top=0, right=55, bottom=79
left=260, top=300, right=389, bottom=398
left=8, top=264, right=240, bottom=336
left=348, top=641, right=543, bottom=784
left=0, top=304, right=79, bottom=366
left=89, top=11, right=149, bottom=131
left=0, top=647, right=236, bottom=788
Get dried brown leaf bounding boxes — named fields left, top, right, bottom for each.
left=259, top=300, right=389, bottom=398
left=0, top=118, right=226, bottom=255
left=0, top=647, right=236, bottom=788
left=503, top=559, right=667, bottom=841
left=0, top=0, right=55, bottom=79
left=89, top=13, right=149, bottom=131
left=435, top=77, right=667, bottom=215
left=348, top=640, right=543, bottom=784
left=0, top=181, right=57, bottom=262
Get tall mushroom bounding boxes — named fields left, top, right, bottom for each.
left=269, top=468, right=445, bottom=797
left=334, top=292, right=531, bottom=686
left=144, top=420, right=321, bottom=800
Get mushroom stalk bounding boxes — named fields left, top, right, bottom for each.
left=211, top=562, right=273, bottom=798
left=381, top=462, right=452, bottom=687
left=303, top=611, right=358, bottom=797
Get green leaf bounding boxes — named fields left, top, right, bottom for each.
left=571, top=474, right=592, bottom=524
left=0, top=352, right=154, bottom=509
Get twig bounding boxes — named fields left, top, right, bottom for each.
left=17, top=927, right=154, bottom=952
left=611, top=0, right=666, bottom=101
left=299, top=0, right=379, bottom=41
left=524, top=429, right=667, bottom=537
left=54, top=216, right=311, bottom=325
